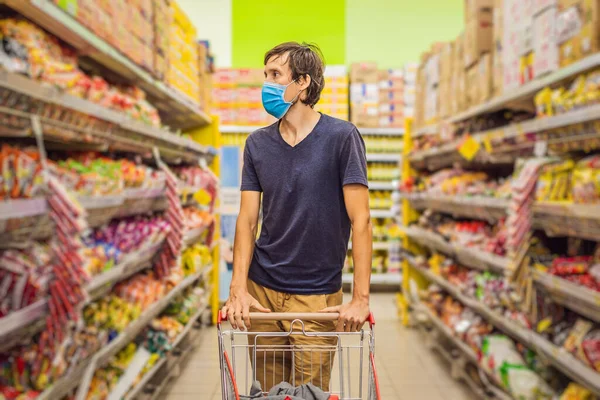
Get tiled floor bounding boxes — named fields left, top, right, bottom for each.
left=163, top=293, right=477, bottom=400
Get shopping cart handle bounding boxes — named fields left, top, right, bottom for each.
left=218, top=311, right=376, bottom=327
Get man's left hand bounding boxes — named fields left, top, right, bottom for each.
left=320, top=299, right=370, bottom=332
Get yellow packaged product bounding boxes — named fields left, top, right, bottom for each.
left=559, top=383, right=593, bottom=400
left=572, top=156, right=600, bottom=203
left=536, top=160, right=574, bottom=202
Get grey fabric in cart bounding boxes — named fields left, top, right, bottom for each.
left=242, top=381, right=329, bottom=400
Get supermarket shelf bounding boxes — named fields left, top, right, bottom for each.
left=122, top=301, right=207, bottom=400
left=414, top=304, right=514, bottom=400
left=359, top=128, right=404, bottom=136
left=413, top=125, right=438, bottom=137
left=2, top=0, right=211, bottom=131
left=401, top=193, right=509, bottom=222
left=410, top=96, right=600, bottom=170
left=366, top=153, right=402, bottom=162
left=370, top=209, right=395, bottom=218
left=0, top=71, right=212, bottom=163
left=0, top=241, right=166, bottom=351
left=0, top=300, right=48, bottom=352
left=403, top=225, right=510, bottom=273
left=533, top=202, right=600, bottom=241
left=43, top=271, right=204, bottom=400
left=342, top=273, right=402, bottom=286
left=411, top=262, right=600, bottom=396
left=532, top=269, right=600, bottom=324
left=0, top=198, right=47, bottom=220
left=348, top=241, right=398, bottom=251
left=219, top=125, right=262, bottom=134
left=368, top=181, right=397, bottom=191
left=183, top=226, right=209, bottom=248
left=85, top=241, right=165, bottom=297
left=449, top=52, right=600, bottom=123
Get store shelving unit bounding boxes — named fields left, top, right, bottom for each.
left=0, top=4, right=222, bottom=399
left=2, top=0, right=211, bottom=131
left=219, top=125, right=261, bottom=134
left=368, top=181, right=397, bottom=191
left=366, top=153, right=402, bottom=162
left=36, top=270, right=206, bottom=400
left=408, top=259, right=600, bottom=396
left=399, top=39, right=600, bottom=398
left=359, top=127, right=404, bottom=136
left=0, top=70, right=213, bottom=163
left=400, top=193, right=509, bottom=223
left=414, top=304, right=513, bottom=400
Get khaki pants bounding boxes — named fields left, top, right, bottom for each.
left=247, top=279, right=343, bottom=392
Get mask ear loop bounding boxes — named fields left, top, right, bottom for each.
left=288, top=75, right=321, bottom=105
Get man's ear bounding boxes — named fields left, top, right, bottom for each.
left=296, top=74, right=311, bottom=91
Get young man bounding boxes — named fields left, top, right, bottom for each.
left=221, top=42, right=372, bottom=391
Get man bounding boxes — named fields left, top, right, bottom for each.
left=222, top=42, right=372, bottom=392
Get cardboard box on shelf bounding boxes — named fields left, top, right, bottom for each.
left=351, top=105, right=379, bottom=128
left=503, top=4, right=522, bottom=91
left=350, top=62, right=379, bottom=84
left=438, top=79, right=451, bottom=118
left=424, top=86, right=439, bottom=123
left=350, top=83, right=379, bottom=104
left=379, top=90, right=405, bottom=104
left=379, top=103, right=404, bottom=115
left=379, top=115, right=404, bottom=128
left=479, top=53, right=493, bottom=101
left=465, top=0, right=495, bottom=21
left=425, top=52, right=441, bottom=88
left=440, top=42, right=454, bottom=83
left=493, top=0, right=504, bottom=96
left=464, top=12, right=494, bottom=67
left=414, top=63, right=425, bottom=129
left=466, top=65, right=480, bottom=106
left=199, top=73, right=212, bottom=110
left=533, top=6, right=559, bottom=77
left=557, top=0, right=600, bottom=67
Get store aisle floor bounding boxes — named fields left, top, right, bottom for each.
left=164, top=293, right=477, bottom=400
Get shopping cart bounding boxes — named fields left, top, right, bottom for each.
left=217, top=312, right=381, bottom=400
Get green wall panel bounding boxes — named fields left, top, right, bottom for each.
left=232, top=0, right=346, bottom=68
left=346, top=0, right=464, bottom=69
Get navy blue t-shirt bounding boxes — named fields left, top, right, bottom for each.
left=241, top=114, right=368, bottom=295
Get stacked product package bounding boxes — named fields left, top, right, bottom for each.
left=67, top=0, right=155, bottom=73
left=212, top=68, right=274, bottom=126
left=197, top=41, right=213, bottom=111
left=315, top=65, right=349, bottom=121
left=350, top=62, right=380, bottom=128
left=378, top=68, right=405, bottom=128
left=350, top=62, right=411, bottom=128
left=152, top=0, right=170, bottom=81
left=166, top=1, right=200, bottom=104
left=415, top=0, right=590, bottom=130
left=403, top=63, right=418, bottom=120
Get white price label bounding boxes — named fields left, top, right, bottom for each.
left=534, top=140, right=548, bottom=157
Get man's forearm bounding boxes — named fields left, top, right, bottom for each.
left=351, top=218, right=372, bottom=303
left=230, top=217, right=257, bottom=291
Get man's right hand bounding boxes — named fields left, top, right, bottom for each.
left=222, top=288, right=270, bottom=331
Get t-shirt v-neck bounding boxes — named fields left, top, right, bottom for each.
left=276, top=114, right=323, bottom=149
left=240, top=114, right=369, bottom=295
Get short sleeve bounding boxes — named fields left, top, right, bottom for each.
left=240, top=140, right=262, bottom=192
left=340, top=128, right=368, bottom=188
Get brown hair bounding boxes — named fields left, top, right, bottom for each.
left=264, top=42, right=325, bottom=107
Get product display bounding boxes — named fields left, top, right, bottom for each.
left=212, top=68, right=274, bottom=126
left=403, top=0, right=600, bottom=397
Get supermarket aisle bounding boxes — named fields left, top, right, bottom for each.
left=164, top=293, right=477, bottom=400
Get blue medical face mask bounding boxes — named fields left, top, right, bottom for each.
left=261, top=80, right=303, bottom=119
